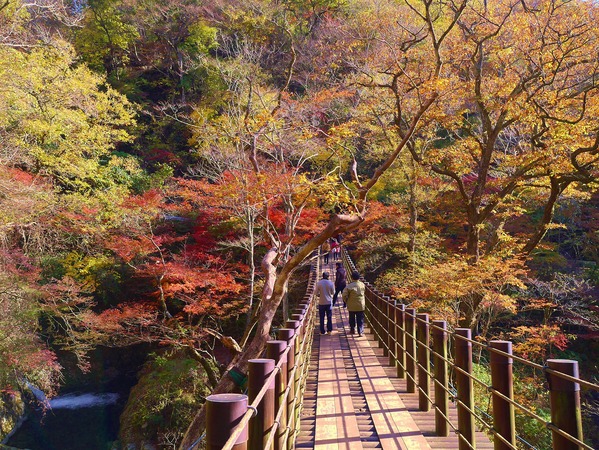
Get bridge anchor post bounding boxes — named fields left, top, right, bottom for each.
left=489, top=341, right=516, bottom=450
left=206, top=393, right=248, bottom=450
left=432, top=320, right=449, bottom=437
left=546, top=359, right=583, bottom=450
left=455, top=328, right=475, bottom=450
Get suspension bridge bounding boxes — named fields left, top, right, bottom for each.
left=200, top=250, right=598, bottom=450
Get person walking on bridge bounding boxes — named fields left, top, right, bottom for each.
left=330, top=238, right=340, bottom=261
left=343, top=271, right=365, bottom=337
left=316, top=271, right=335, bottom=335
left=322, top=239, right=331, bottom=265
left=333, top=262, right=346, bottom=307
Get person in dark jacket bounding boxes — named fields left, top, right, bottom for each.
left=322, top=240, right=331, bottom=265
left=315, top=272, right=335, bottom=335
left=333, top=262, right=346, bottom=306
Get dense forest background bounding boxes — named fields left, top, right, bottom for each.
left=1, top=0, right=599, bottom=448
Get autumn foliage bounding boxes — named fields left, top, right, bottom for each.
left=2, top=0, right=599, bottom=448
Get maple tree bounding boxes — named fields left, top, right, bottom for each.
left=179, top=0, right=463, bottom=445
left=400, top=0, right=599, bottom=262
left=1, top=0, right=599, bottom=447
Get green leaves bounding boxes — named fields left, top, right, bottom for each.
left=0, top=41, right=137, bottom=200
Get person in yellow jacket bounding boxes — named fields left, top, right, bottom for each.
left=342, top=271, right=365, bottom=336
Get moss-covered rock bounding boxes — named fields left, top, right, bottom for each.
left=0, top=390, right=25, bottom=442
left=119, top=351, right=217, bottom=448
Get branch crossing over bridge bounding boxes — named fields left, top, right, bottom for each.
left=200, top=250, right=598, bottom=450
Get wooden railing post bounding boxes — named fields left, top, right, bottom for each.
left=248, top=359, right=275, bottom=450
left=546, top=359, right=583, bottom=450
left=455, top=328, right=475, bottom=450
left=378, top=294, right=385, bottom=350
left=432, top=320, right=449, bottom=436
left=416, top=313, right=431, bottom=412
left=277, top=328, right=295, bottom=450
left=299, top=303, right=309, bottom=319
left=383, top=296, right=392, bottom=358
left=206, top=393, right=248, bottom=450
left=396, top=303, right=406, bottom=379
left=405, top=308, right=417, bottom=393
left=267, top=340, right=288, bottom=450
left=389, top=299, right=397, bottom=367
left=364, top=286, right=372, bottom=333
left=286, top=319, right=301, bottom=444
left=382, top=292, right=387, bottom=350
left=489, top=341, right=516, bottom=450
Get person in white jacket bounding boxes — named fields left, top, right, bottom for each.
left=315, top=271, right=335, bottom=335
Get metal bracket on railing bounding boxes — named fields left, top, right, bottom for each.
left=247, top=405, right=258, bottom=418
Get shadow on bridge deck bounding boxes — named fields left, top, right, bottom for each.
left=298, top=262, right=493, bottom=450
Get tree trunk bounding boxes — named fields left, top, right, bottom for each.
left=407, top=163, right=418, bottom=257
left=466, top=222, right=480, bottom=263
left=245, top=209, right=256, bottom=332
left=523, top=177, right=568, bottom=255
left=179, top=213, right=363, bottom=449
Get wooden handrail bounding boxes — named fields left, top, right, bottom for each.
left=206, top=251, right=319, bottom=450
left=343, top=249, right=598, bottom=450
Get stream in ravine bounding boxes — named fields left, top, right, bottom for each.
left=5, top=344, right=149, bottom=450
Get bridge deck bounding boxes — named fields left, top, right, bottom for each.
left=298, top=260, right=493, bottom=449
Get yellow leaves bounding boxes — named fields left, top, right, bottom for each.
left=304, top=172, right=352, bottom=211
left=398, top=253, right=527, bottom=325
left=0, top=41, right=137, bottom=198
left=61, top=252, right=116, bottom=292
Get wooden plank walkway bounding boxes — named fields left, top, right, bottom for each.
left=298, top=258, right=494, bottom=449
left=363, top=328, right=494, bottom=450
left=313, top=313, right=364, bottom=450
left=336, top=305, right=431, bottom=450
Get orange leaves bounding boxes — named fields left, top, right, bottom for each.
left=510, top=324, right=571, bottom=362
left=122, top=189, right=163, bottom=212
left=92, top=303, right=157, bottom=333
left=394, top=254, right=527, bottom=327
left=107, top=235, right=156, bottom=263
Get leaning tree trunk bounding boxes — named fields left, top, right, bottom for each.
left=523, top=177, right=568, bottom=255
left=178, top=213, right=363, bottom=449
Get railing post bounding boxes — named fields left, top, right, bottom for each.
left=383, top=296, right=392, bottom=357
left=396, top=303, right=406, bottom=379
left=432, top=320, right=449, bottom=436
left=389, top=299, right=397, bottom=367
left=364, top=286, right=372, bottom=332
left=546, top=359, right=583, bottom=450
left=286, top=319, right=301, bottom=445
left=455, top=328, right=475, bottom=450
left=416, top=313, right=431, bottom=412
left=278, top=328, right=295, bottom=450
left=377, top=294, right=384, bottom=349
left=267, top=340, right=288, bottom=450
left=206, top=393, right=248, bottom=450
left=489, top=341, right=516, bottom=450
left=299, top=302, right=309, bottom=318
left=248, top=359, right=275, bottom=450
left=405, top=308, right=417, bottom=393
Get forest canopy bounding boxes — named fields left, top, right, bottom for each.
left=1, top=0, right=598, bottom=448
